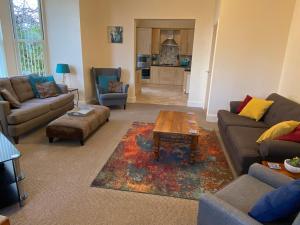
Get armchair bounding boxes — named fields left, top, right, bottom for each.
left=91, top=67, right=129, bottom=109
left=198, top=163, right=299, bottom=225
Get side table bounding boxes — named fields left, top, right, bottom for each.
left=68, top=88, right=79, bottom=107
left=262, top=161, right=300, bottom=179
left=0, top=133, right=28, bottom=208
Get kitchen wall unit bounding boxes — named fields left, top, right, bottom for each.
left=151, top=28, right=160, bottom=54
left=148, top=66, right=184, bottom=85
left=180, top=29, right=194, bottom=55
left=136, top=28, right=152, bottom=54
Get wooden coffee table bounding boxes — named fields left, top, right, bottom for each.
left=153, top=111, right=200, bottom=164
left=262, top=161, right=300, bottom=179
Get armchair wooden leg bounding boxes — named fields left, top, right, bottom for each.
left=124, top=104, right=126, bottom=110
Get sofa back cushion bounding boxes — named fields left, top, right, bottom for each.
left=10, top=76, right=35, bottom=102
left=0, top=78, right=19, bottom=101
left=264, top=93, right=300, bottom=127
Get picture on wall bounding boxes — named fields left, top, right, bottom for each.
left=108, top=26, right=123, bottom=44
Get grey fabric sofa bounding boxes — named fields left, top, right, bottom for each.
left=91, top=67, right=129, bottom=109
left=198, top=163, right=300, bottom=225
left=218, top=93, right=300, bottom=175
left=0, top=75, right=74, bottom=144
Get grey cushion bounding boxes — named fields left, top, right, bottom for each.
left=10, top=76, right=35, bottom=102
left=24, top=93, right=74, bottom=110
left=100, top=93, right=127, bottom=100
left=218, top=110, right=268, bottom=131
left=7, top=103, right=50, bottom=125
left=264, top=93, right=300, bottom=127
left=216, top=175, right=274, bottom=213
left=0, top=78, right=19, bottom=101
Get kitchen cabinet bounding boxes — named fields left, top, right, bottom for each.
left=149, top=66, right=184, bottom=85
left=180, top=29, right=194, bottom=55
left=150, top=66, right=160, bottom=84
left=174, top=68, right=185, bottom=85
left=159, top=67, right=174, bottom=85
left=136, top=28, right=152, bottom=55
left=151, top=28, right=160, bottom=54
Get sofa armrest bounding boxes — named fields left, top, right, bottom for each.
left=198, top=193, right=262, bottom=225
left=122, top=84, right=129, bottom=93
left=259, top=140, right=300, bottom=162
left=248, top=163, right=293, bottom=188
left=0, top=101, right=11, bottom=137
left=0, top=216, right=10, bottom=225
left=57, top=84, right=68, bottom=94
left=230, top=101, right=242, bottom=113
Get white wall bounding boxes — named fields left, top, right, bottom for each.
left=43, top=0, right=85, bottom=99
left=279, top=0, right=300, bottom=103
left=79, top=0, right=217, bottom=104
left=206, top=0, right=295, bottom=121
left=0, top=0, right=18, bottom=75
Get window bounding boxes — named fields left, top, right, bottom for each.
left=0, top=21, right=7, bottom=77
left=10, top=0, right=47, bottom=75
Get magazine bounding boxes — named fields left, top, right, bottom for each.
left=67, top=108, right=95, bottom=117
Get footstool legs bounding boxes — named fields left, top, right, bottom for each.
left=49, top=137, right=54, bottom=143
left=80, top=140, right=84, bottom=146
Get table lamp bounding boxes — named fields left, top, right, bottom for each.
left=56, top=64, right=70, bottom=84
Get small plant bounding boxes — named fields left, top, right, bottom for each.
left=288, top=157, right=300, bottom=167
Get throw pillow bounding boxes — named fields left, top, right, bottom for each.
left=249, top=180, right=300, bottom=223
left=237, top=95, right=253, bottom=113
left=97, top=75, right=117, bottom=93
left=239, top=98, right=274, bottom=121
left=277, top=125, right=300, bottom=143
left=257, top=120, right=300, bottom=143
left=35, top=82, right=59, bottom=99
left=0, top=89, right=21, bottom=108
left=108, top=81, right=123, bottom=93
left=29, top=75, right=58, bottom=98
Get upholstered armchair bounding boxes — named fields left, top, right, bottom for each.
left=198, top=163, right=300, bottom=225
left=91, top=67, right=129, bottom=109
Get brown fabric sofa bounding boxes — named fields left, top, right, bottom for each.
left=0, top=216, right=9, bottom=225
left=218, top=93, right=300, bottom=175
left=0, top=75, right=74, bottom=143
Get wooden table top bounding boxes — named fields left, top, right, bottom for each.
left=153, top=111, right=199, bottom=136
left=262, top=161, right=300, bottom=179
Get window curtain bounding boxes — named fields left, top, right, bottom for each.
left=0, top=21, right=7, bottom=77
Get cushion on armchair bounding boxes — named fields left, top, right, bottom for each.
left=249, top=179, right=300, bottom=223
left=97, top=75, right=117, bottom=93
left=108, top=81, right=123, bottom=93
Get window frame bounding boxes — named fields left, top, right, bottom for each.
left=9, top=0, right=49, bottom=75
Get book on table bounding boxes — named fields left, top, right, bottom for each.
left=67, top=108, right=94, bottom=117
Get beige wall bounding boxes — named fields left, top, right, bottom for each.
left=79, top=0, right=217, bottom=104
left=206, top=0, right=295, bottom=121
left=44, top=0, right=85, bottom=99
left=279, top=0, right=300, bottom=103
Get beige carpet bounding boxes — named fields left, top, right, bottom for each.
left=0, top=103, right=228, bottom=225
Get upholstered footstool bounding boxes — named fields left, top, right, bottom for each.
left=46, top=105, right=110, bottom=145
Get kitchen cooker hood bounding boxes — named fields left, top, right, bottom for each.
left=161, top=31, right=178, bottom=47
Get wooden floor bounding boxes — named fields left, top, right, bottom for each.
left=136, top=84, right=188, bottom=106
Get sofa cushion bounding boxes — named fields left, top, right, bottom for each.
left=216, top=175, right=274, bottom=213
left=10, top=76, right=35, bottom=102
left=36, top=81, right=59, bottom=98
left=264, top=93, right=300, bottom=127
left=0, top=89, right=21, bottom=108
left=218, top=110, right=268, bottom=131
left=0, top=78, right=19, bottom=101
left=7, top=103, right=50, bottom=125
left=24, top=93, right=74, bottom=110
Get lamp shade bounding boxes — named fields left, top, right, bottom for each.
left=56, top=64, right=70, bottom=74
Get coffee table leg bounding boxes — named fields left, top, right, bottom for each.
left=190, top=135, right=198, bottom=164
left=153, top=133, right=160, bottom=161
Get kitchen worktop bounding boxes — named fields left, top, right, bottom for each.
left=151, top=64, right=191, bottom=71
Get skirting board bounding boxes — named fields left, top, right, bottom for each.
left=187, top=100, right=203, bottom=108
left=206, top=113, right=218, bottom=122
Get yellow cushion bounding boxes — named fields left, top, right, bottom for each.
left=239, top=98, right=274, bottom=121
left=257, top=120, right=300, bottom=143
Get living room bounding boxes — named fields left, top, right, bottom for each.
left=1, top=0, right=300, bottom=224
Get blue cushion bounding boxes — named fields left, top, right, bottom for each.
left=29, top=75, right=58, bottom=97
left=249, top=180, right=300, bottom=222
left=97, top=75, right=117, bottom=93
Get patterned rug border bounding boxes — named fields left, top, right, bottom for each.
left=91, top=121, right=233, bottom=200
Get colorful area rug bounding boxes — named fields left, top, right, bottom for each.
left=91, top=122, right=233, bottom=200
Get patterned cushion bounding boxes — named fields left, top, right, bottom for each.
left=108, top=81, right=123, bottom=93
left=0, top=88, right=21, bottom=108
left=10, top=76, right=35, bottom=102
left=28, top=75, right=58, bottom=98
left=97, top=75, right=117, bottom=93
left=35, top=82, right=59, bottom=99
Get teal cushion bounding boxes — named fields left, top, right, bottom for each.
left=97, top=75, right=117, bottom=93
left=29, top=75, right=58, bottom=98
